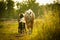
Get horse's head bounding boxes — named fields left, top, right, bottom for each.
left=25, top=9, right=33, bottom=15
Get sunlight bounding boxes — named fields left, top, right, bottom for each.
left=13, top=0, right=23, bottom=2
left=13, top=0, right=54, bottom=9
left=13, top=0, right=54, bottom=5
left=36, top=0, right=54, bottom=5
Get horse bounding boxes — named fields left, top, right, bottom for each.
left=24, top=9, right=35, bottom=34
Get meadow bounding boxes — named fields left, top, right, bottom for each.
left=0, top=11, right=59, bottom=40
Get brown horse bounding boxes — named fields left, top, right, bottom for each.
left=24, top=9, right=35, bottom=34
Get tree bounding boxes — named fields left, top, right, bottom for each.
left=16, top=0, right=40, bottom=18
left=6, top=0, right=15, bottom=18
left=0, top=1, right=6, bottom=18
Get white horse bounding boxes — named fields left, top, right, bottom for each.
left=24, top=9, right=35, bottom=34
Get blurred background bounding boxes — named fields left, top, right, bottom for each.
left=0, top=0, right=60, bottom=40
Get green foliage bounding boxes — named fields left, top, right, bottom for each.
left=6, top=0, right=15, bottom=18
left=0, top=0, right=60, bottom=40
left=0, top=1, right=6, bottom=18
left=0, top=0, right=60, bottom=20
left=0, top=11, right=59, bottom=40
left=16, top=0, right=40, bottom=18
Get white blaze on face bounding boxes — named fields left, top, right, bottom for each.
left=25, top=11, right=31, bottom=22
left=25, top=9, right=35, bottom=23
left=26, top=9, right=35, bottom=17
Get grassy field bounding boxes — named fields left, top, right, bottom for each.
left=0, top=12, right=59, bottom=40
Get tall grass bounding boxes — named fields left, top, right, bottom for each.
left=0, top=11, right=59, bottom=40
left=31, top=11, right=59, bottom=40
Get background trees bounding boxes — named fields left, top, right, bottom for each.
left=0, top=0, right=59, bottom=20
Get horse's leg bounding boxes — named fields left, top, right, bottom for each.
left=27, top=23, right=33, bottom=34
left=30, top=20, right=34, bottom=33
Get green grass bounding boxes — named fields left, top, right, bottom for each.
left=0, top=12, right=59, bottom=40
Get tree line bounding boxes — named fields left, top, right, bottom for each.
left=0, top=0, right=60, bottom=20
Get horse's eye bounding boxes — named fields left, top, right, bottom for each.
left=30, top=12, right=31, bottom=14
